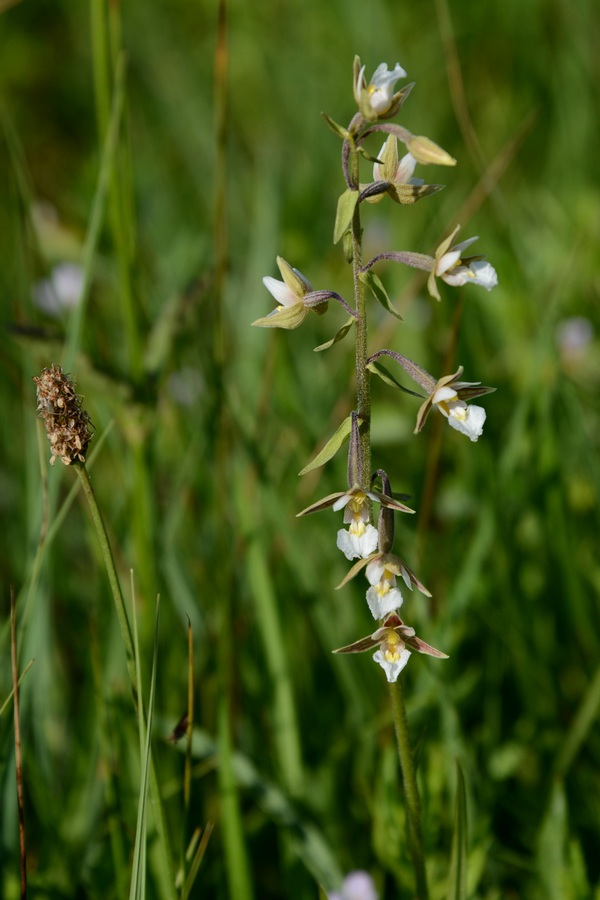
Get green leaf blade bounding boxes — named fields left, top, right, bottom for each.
left=359, top=269, right=403, bottom=320
left=333, top=189, right=359, bottom=244
left=299, top=415, right=353, bottom=475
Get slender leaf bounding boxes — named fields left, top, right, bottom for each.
left=129, top=596, right=161, bottom=900
left=359, top=269, right=403, bottom=320
left=320, top=111, right=350, bottom=140
left=446, top=762, right=468, bottom=900
left=554, top=662, right=600, bottom=778
left=313, top=316, right=355, bottom=352
left=536, top=779, right=569, bottom=900
left=367, top=360, right=425, bottom=397
left=181, top=824, right=215, bottom=900
left=299, top=415, right=353, bottom=475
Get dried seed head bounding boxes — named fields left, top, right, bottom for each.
left=33, top=364, right=92, bottom=466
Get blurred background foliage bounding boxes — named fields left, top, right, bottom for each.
left=1, top=0, right=599, bottom=897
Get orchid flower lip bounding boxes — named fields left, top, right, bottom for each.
left=357, top=61, right=407, bottom=116
left=366, top=583, right=403, bottom=619
left=262, top=276, right=299, bottom=307
left=373, top=646, right=411, bottom=682
left=337, top=523, right=378, bottom=561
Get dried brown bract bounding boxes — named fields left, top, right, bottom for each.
left=33, top=364, right=92, bottom=466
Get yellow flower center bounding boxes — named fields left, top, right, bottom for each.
left=382, top=631, right=403, bottom=661
left=349, top=519, right=366, bottom=537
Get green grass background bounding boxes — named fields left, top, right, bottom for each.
left=1, top=0, right=599, bottom=897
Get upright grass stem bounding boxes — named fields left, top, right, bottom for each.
left=212, top=2, right=254, bottom=896
left=74, top=462, right=136, bottom=686
left=10, top=588, right=27, bottom=900
left=73, top=461, right=176, bottom=898
left=90, top=1, right=156, bottom=610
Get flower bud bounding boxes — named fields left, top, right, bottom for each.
left=407, top=135, right=456, bottom=167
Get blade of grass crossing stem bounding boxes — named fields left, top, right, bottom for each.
left=554, top=663, right=600, bottom=778
left=11, top=588, right=27, bottom=900
left=130, top=594, right=161, bottom=900
left=235, top=476, right=303, bottom=798
left=75, top=464, right=175, bottom=899
left=218, top=697, right=254, bottom=900
left=17, top=423, right=115, bottom=632
left=90, top=0, right=110, bottom=136
left=91, top=0, right=142, bottom=379
left=178, top=617, right=195, bottom=888
left=132, top=589, right=174, bottom=900
left=181, top=823, right=215, bottom=900
left=0, top=660, right=34, bottom=718
left=536, top=779, right=569, bottom=900
left=537, top=780, right=590, bottom=897
left=246, top=530, right=303, bottom=793
left=90, top=7, right=156, bottom=609
left=446, top=762, right=467, bottom=900
left=130, top=575, right=147, bottom=899
left=180, top=725, right=342, bottom=890
left=63, top=53, right=125, bottom=373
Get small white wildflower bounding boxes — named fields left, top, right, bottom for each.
left=253, top=257, right=317, bottom=330
left=365, top=63, right=407, bottom=114
left=428, top=226, right=498, bottom=301
left=364, top=556, right=408, bottom=619
left=431, top=385, right=486, bottom=442
left=337, top=521, right=378, bottom=561
left=353, top=58, right=407, bottom=120
left=373, top=645, right=412, bottom=682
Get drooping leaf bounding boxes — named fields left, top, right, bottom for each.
left=313, top=316, right=356, bottom=352
left=357, top=144, right=384, bottom=164
left=299, top=415, right=353, bottom=475
left=359, top=269, right=403, bottom=320
left=367, top=360, right=424, bottom=398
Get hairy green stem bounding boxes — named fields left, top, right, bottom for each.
left=349, top=145, right=371, bottom=488
left=348, top=126, right=427, bottom=899
left=389, top=679, right=429, bottom=899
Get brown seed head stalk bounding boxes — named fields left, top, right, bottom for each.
left=33, top=364, right=92, bottom=466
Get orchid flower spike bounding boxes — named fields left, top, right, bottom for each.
left=428, top=225, right=498, bottom=301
